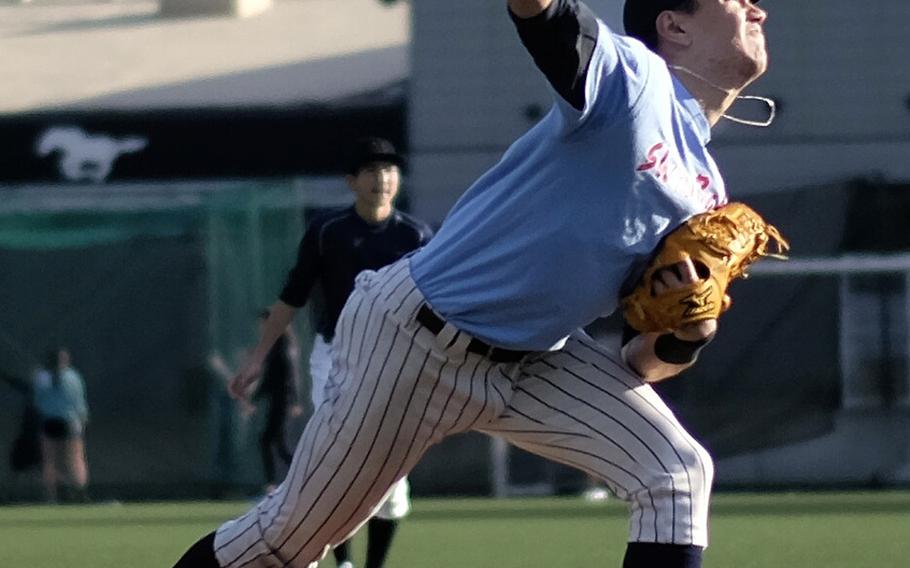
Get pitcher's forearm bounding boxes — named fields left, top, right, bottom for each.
left=623, top=322, right=716, bottom=383
left=623, top=333, right=695, bottom=383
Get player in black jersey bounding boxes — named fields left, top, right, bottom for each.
left=174, top=137, right=433, bottom=568
left=282, top=138, right=432, bottom=568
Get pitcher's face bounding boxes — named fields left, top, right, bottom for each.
left=687, top=0, right=769, bottom=86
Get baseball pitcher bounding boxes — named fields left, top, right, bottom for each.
left=173, top=2, right=784, bottom=567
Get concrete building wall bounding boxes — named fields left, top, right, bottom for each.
left=0, top=0, right=409, bottom=112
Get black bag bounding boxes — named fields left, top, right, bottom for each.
left=9, top=403, right=42, bottom=472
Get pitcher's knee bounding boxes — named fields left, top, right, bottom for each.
left=632, top=443, right=714, bottom=545
left=680, top=441, right=714, bottom=502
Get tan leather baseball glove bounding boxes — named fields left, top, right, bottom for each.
left=621, top=202, right=790, bottom=333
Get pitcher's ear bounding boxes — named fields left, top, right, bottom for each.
left=655, top=10, right=693, bottom=49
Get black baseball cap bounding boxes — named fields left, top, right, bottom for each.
left=623, top=0, right=761, bottom=50
left=346, top=137, right=405, bottom=175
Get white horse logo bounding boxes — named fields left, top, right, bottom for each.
left=36, top=126, right=148, bottom=183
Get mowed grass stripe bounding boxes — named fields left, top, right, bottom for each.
left=1, top=492, right=909, bottom=568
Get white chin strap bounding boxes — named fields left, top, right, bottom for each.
left=722, top=95, right=776, bottom=127
left=669, top=65, right=777, bottom=128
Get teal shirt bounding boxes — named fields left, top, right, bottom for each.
left=33, top=367, right=89, bottom=424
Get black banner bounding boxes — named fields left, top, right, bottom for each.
left=0, top=103, right=405, bottom=184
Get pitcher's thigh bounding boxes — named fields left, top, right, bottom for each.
left=308, top=335, right=334, bottom=411
left=481, top=335, right=714, bottom=546
left=215, top=294, right=440, bottom=567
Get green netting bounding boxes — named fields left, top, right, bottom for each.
left=203, top=186, right=313, bottom=487
left=0, top=180, right=316, bottom=497
left=0, top=182, right=308, bottom=352
left=0, top=212, right=194, bottom=250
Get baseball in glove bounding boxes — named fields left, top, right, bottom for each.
left=621, top=202, right=790, bottom=333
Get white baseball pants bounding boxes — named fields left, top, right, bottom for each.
left=214, top=259, right=713, bottom=568
left=309, top=333, right=411, bottom=521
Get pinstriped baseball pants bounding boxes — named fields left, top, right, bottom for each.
left=213, top=259, right=714, bottom=568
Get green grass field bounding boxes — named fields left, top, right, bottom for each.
left=2, top=491, right=910, bottom=567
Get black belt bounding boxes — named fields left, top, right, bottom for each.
left=416, top=305, right=529, bottom=363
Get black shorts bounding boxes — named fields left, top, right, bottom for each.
left=42, top=418, right=75, bottom=440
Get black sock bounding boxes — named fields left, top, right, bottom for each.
left=173, top=531, right=220, bottom=568
left=622, top=542, right=703, bottom=568
left=365, top=518, right=399, bottom=568
left=333, top=538, right=352, bottom=565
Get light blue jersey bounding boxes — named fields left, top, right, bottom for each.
left=411, top=14, right=727, bottom=351
left=33, top=367, right=89, bottom=425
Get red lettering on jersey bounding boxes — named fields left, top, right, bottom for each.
left=636, top=142, right=721, bottom=210
left=636, top=143, right=666, bottom=172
